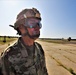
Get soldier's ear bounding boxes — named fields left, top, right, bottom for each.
left=18, top=25, right=26, bottom=32
left=18, top=25, right=27, bottom=34
left=18, top=25, right=24, bottom=29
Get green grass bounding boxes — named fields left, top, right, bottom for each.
left=0, top=37, right=18, bottom=45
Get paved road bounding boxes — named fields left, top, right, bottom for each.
left=37, top=40, right=76, bottom=75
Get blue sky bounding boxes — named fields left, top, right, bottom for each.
left=0, top=0, right=76, bottom=39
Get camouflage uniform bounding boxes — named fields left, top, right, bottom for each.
left=0, top=38, right=48, bottom=75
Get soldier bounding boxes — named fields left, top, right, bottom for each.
left=0, top=8, right=48, bottom=75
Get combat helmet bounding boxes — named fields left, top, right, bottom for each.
left=9, top=8, right=41, bottom=30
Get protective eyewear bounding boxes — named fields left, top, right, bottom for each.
left=25, top=21, right=42, bottom=28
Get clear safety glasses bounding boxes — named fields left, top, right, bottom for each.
left=24, top=20, right=42, bottom=29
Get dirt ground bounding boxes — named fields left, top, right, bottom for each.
left=37, top=40, right=76, bottom=75
left=0, top=40, right=76, bottom=75
left=0, top=40, right=17, bottom=55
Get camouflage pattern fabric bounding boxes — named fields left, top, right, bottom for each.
left=0, top=38, right=48, bottom=75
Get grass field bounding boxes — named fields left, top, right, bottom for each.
left=0, top=36, right=18, bottom=45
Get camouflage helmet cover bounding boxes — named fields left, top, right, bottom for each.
left=14, top=8, right=41, bottom=29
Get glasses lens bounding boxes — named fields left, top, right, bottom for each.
left=38, top=22, right=42, bottom=28
left=25, top=21, right=42, bottom=28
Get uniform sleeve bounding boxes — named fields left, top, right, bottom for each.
left=36, top=42, right=48, bottom=75
left=40, top=47, right=48, bottom=75
left=0, top=56, right=3, bottom=75
left=42, top=54, right=48, bottom=75
left=0, top=52, right=10, bottom=75
left=0, top=49, right=16, bottom=75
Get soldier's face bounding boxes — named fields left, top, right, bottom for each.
left=26, top=18, right=41, bottom=39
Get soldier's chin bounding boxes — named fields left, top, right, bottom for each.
left=32, top=34, right=40, bottom=39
